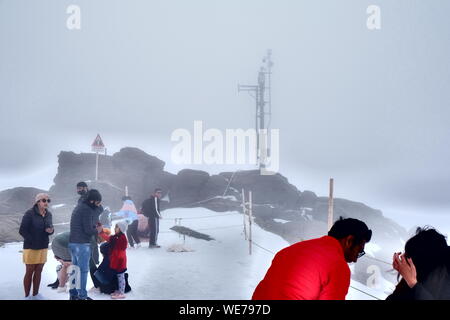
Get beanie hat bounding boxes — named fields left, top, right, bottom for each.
left=86, top=189, right=102, bottom=202
left=76, top=181, right=88, bottom=188
left=116, top=221, right=128, bottom=234
left=35, top=193, right=50, bottom=204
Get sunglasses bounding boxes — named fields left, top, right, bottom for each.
left=358, top=250, right=365, bottom=258
left=40, top=199, right=51, bottom=203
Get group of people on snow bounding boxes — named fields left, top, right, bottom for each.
left=19, top=181, right=163, bottom=300
left=18, top=181, right=450, bottom=300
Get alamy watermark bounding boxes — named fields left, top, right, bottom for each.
left=367, top=5, right=381, bottom=30
left=66, top=5, right=81, bottom=30
left=171, top=121, right=280, bottom=175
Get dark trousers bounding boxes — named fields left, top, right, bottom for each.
left=127, top=220, right=141, bottom=247
left=149, top=216, right=159, bottom=246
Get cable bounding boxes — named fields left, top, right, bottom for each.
left=252, top=241, right=276, bottom=255
left=171, top=212, right=240, bottom=221
left=349, top=285, right=382, bottom=300
left=362, top=255, right=392, bottom=266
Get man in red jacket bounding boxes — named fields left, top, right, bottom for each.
left=252, top=217, right=372, bottom=300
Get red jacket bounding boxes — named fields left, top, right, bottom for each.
left=100, top=232, right=128, bottom=272
left=252, top=236, right=351, bottom=300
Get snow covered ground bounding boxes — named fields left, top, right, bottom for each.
left=0, top=207, right=392, bottom=300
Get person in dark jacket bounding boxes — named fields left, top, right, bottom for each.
left=99, top=221, right=129, bottom=299
left=47, top=181, right=103, bottom=291
left=19, top=193, right=54, bottom=300
left=94, top=241, right=131, bottom=295
left=252, top=217, right=372, bottom=300
left=386, top=227, right=450, bottom=300
left=68, top=189, right=103, bottom=300
left=76, top=181, right=89, bottom=205
left=141, top=189, right=163, bottom=248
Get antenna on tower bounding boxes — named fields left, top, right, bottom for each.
left=238, top=49, right=274, bottom=170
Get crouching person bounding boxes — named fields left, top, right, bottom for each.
left=50, top=231, right=72, bottom=293
left=99, top=221, right=129, bottom=299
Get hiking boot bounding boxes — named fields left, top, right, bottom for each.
left=149, top=244, right=161, bottom=248
left=47, top=279, right=59, bottom=289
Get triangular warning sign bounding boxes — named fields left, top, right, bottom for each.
left=91, top=134, right=105, bottom=150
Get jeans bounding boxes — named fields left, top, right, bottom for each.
left=68, top=243, right=91, bottom=299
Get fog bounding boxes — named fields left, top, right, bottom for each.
left=1, top=0, right=450, bottom=236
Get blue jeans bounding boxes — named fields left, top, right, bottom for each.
left=68, top=243, right=91, bottom=299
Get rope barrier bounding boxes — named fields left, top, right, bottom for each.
left=349, top=285, right=382, bottom=300
left=171, top=212, right=240, bottom=221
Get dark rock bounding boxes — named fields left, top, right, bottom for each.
left=219, top=170, right=302, bottom=209
left=0, top=187, right=48, bottom=215
left=169, top=169, right=210, bottom=207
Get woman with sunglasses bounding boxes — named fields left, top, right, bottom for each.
left=19, top=193, right=54, bottom=300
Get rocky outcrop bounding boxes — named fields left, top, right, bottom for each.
left=0, top=187, right=47, bottom=215
left=1, top=147, right=408, bottom=264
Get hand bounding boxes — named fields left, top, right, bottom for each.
left=393, top=252, right=417, bottom=288
left=45, top=227, right=54, bottom=233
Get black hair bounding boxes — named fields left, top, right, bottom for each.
left=154, top=188, right=162, bottom=193
left=86, top=189, right=102, bottom=202
left=122, top=196, right=132, bottom=201
left=328, top=217, right=372, bottom=245
left=76, top=181, right=88, bottom=188
left=404, top=227, right=450, bottom=282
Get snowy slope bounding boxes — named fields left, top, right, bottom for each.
left=0, top=207, right=392, bottom=300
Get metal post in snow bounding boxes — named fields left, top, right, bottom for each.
left=242, top=188, right=247, bottom=240
left=249, top=190, right=253, bottom=256
left=95, top=151, right=99, bottom=181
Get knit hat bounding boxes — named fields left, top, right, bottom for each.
left=76, top=181, right=88, bottom=188
left=116, top=221, right=128, bottom=234
left=86, top=189, right=102, bottom=202
left=35, top=193, right=50, bottom=204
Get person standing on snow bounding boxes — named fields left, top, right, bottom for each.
left=141, top=188, right=163, bottom=248
left=68, top=189, right=103, bottom=300
left=76, top=181, right=89, bottom=205
left=252, top=217, right=372, bottom=300
left=19, top=193, right=54, bottom=300
left=114, top=196, right=140, bottom=248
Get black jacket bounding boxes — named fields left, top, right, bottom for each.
left=387, top=266, right=450, bottom=300
left=77, top=193, right=87, bottom=205
left=69, top=201, right=100, bottom=244
left=19, top=206, right=54, bottom=250
left=141, top=196, right=161, bottom=219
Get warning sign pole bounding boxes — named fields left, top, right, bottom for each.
left=91, top=134, right=106, bottom=182
left=95, top=151, right=99, bottom=181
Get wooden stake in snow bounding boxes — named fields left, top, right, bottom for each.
left=242, top=188, right=248, bottom=240
left=249, top=191, right=253, bottom=255
left=328, top=178, right=334, bottom=232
